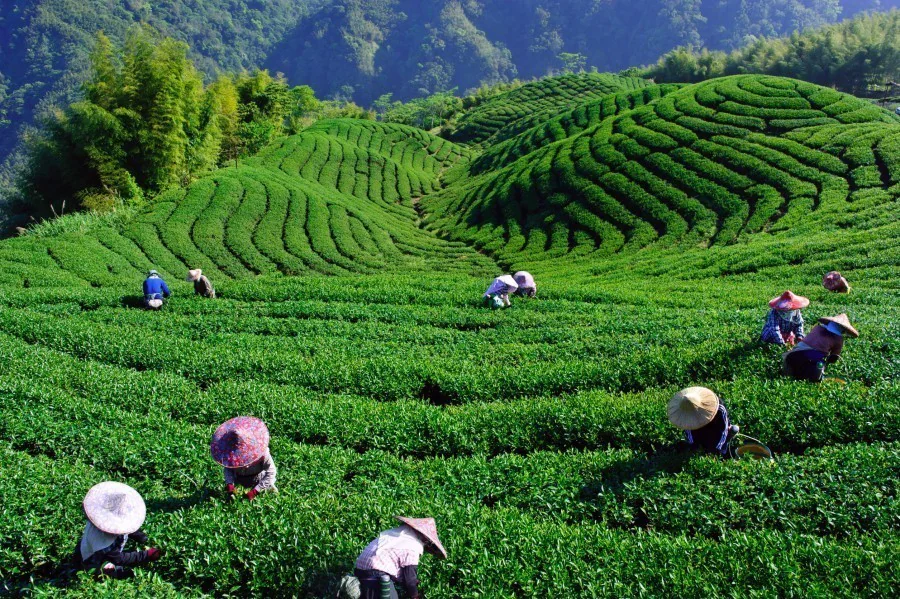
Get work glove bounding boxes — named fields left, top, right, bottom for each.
left=146, top=547, right=162, bottom=562
left=225, top=484, right=235, bottom=499
left=246, top=488, right=259, bottom=501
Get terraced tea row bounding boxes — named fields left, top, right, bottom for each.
left=0, top=121, right=492, bottom=288
left=451, top=73, right=653, bottom=145
left=425, top=75, right=900, bottom=270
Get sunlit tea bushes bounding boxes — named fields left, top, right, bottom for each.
left=1, top=74, right=899, bottom=597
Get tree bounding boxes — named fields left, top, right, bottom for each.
left=557, top=52, right=588, bottom=74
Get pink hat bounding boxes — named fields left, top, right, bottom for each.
left=210, top=417, right=270, bottom=468
left=396, top=516, right=447, bottom=559
left=768, top=290, right=809, bottom=311
left=823, top=271, right=850, bottom=292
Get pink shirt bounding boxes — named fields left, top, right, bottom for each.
left=355, top=526, right=424, bottom=577
left=801, top=324, right=845, bottom=357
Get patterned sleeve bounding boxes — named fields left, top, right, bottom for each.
left=795, top=314, right=805, bottom=339
left=761, top=311, right=784, bottom=345
left=223, top=466, right=235, bottom=485
left=715, top=404, right=730, bottom=455
left=253, top=452, right=277, bottom=491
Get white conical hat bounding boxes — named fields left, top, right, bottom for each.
left=497, top=275, right=518, bottom=289
left=667, top=387, right=719, bottom=430
left=83, top=482, right=146, bottom=535
left=186, top=269, right=202, bottom=282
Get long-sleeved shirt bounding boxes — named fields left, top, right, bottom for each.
left=223, top=449, right=277, bottom=491
left=143, top=276, right=171, bottom=299
left=356, top=525, right=424, bottom=584
left=193, top=275, right=215, bottom=298
left=760, top=310, right=804, bottom=345
left=684, top=403, right=730, bottom=457
left=76, top=522, right=151, bottom=566
left=797, top=324, right=844, bottom=361
left=484, top=277, right=517, bottom=297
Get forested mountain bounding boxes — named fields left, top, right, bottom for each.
left=0, top=0, right=895, bottom=197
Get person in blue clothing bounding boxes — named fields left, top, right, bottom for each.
left=143, top=270, right=170, bottom=309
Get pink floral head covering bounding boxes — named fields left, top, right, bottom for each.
left=210, top=417, right=270, bottom=468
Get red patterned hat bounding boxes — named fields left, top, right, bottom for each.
left=210, top=417, right=270, bottom=468
left=768, top=290, right=809, bottom=311
left=823, top=271, right=850, bottom=292
left=396, top=516, right=447, bottom=559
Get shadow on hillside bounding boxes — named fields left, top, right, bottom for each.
left=120, top=295, right=148, bottom=309
left=580, top=449, right=694, bottom=529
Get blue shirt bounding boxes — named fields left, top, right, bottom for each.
left=761, top=309, right=804, bottom=345
left=143, top=275, right=171, bottom=299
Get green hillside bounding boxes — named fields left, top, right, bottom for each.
left=428, top=75, right=900, bottom=274
left=449, top=73, right=654, bottom=145
left=1, top=74, right=899, bottom=597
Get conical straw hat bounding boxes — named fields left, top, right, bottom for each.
left=497, top=275, right=518, bottom=289
left=83, top=482, right=146, bottom=535
left=823, top=271, right=850, bottom=292
left=818, top=314, right=859, bottom=338
left=395, top=516, right=447, bottom=559
left=210, top=417, right=270, bottom=468
left=667, top=387, right=719, bottom=430
left=186, top=269, right=202, bottom=282
left=768, top=290, right=809, bottom=310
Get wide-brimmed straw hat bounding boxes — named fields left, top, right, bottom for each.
left=396, top=516, right=447, bottom=559
left=819, top=314, right=859, bottom=338
left=186, top=269, right=202, bottom=282
left=768, top=290, right=809, bottom=311
left=497, top=274, right=518, bottom=289
left=83, top=482, right=146, bottom=535
left=210, top=417, right=270, bottom=468
left=667, top=387, right=719, bottom=431
left=823, top=271, right=850, bottom=292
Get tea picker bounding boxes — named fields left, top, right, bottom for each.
left=186, top=268, right=215, bottom=298
left=668, top=387, right=739, bottom=457
left=143, top=269, right=170, bottom=310
left=783, top=314, right=858, bottom=383
left=823, top=271, right=851, bottom=293
left=343, top=516, right=447, bottom=599
left=72, top=482, right=162, bottom=579
left=483, top=274, right=518, bottom=309
left=513, top=271, right=537, bottom=297
left=760, top=291, right=807, bottom=346
left=211, top=416, right=278, bottom=501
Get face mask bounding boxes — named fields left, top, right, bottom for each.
left=778, top=309, right=799, bottom=322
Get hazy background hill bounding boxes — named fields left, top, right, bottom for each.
left=1, top=0, right=895, bottom=191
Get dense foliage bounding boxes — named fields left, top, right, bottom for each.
left=644, top=9, right=900, bottom=95
left=1, top=1, right=893, bottom=201
left=19, top=30, right=371, bottom=216
left=0, top=73, right=898, bottom=595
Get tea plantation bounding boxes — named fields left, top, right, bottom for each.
left=0, top=75, right=898, bottom=597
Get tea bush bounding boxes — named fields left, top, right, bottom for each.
left=0, top=74, right=898, bottom=597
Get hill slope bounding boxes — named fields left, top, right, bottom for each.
left=0, top=74, right=898, bottom=597
left=0, top=121, right=493, bottom=288
left=426, top=75, right=900, bottom=275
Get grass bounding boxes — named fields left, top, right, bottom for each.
left=0, top=74, right=898, bottom=597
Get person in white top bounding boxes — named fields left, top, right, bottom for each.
left=354, top=516, right=447, bottom=599
left=483, top=275, right=518, bottom=308
left=513, top=271, right=536, bottom=297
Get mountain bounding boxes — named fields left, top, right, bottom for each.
left=1, top=0, right=894, bottom=194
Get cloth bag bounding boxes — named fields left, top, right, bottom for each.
left=146, top=299, right=164, bottom=310
left=336, top=574, right=361, bottom=599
